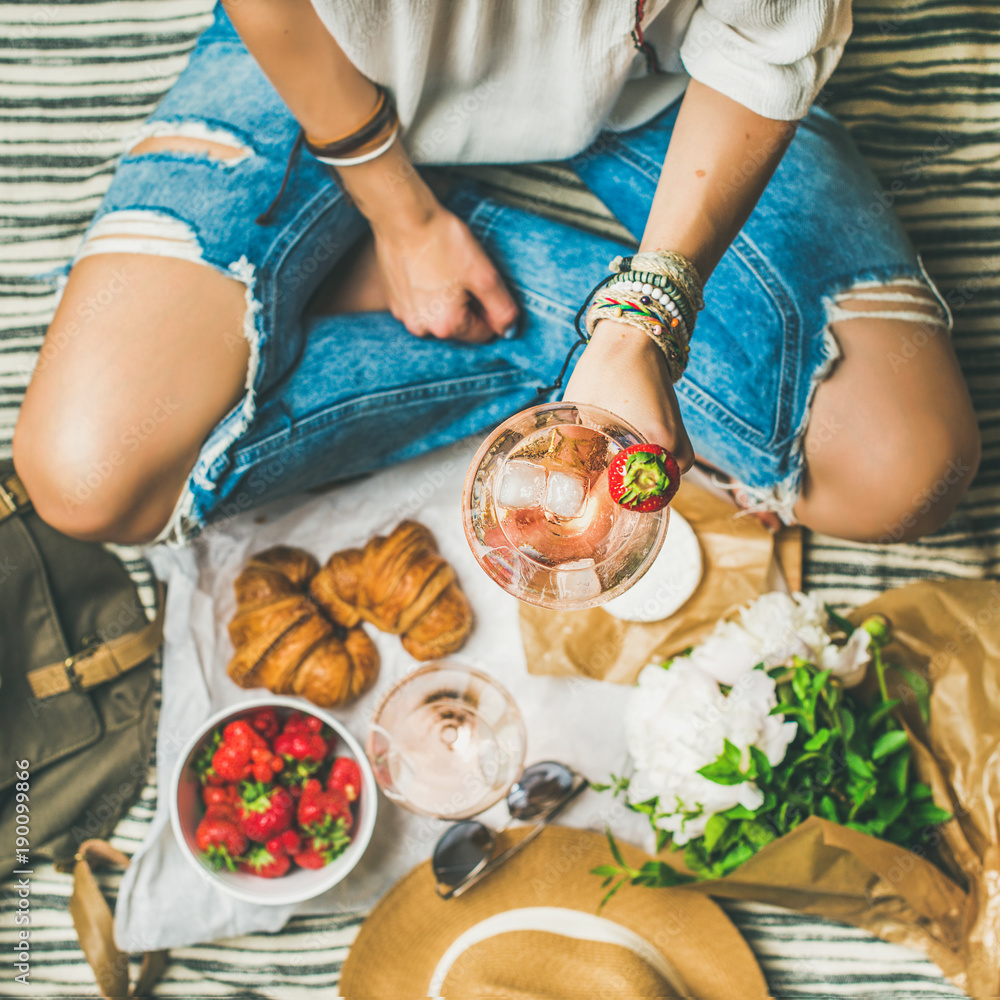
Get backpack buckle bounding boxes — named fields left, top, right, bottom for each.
left=0, top=479, right=18, bottom=515
left=63, top=647, right=97, bottom=692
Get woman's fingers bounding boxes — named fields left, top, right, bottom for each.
left=467, top=260, right=519, bottom=337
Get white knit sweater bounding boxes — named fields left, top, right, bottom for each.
left=307, top=0, right=852, bottom=165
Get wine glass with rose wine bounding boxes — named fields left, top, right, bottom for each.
left=462, top=403, right=674, bottom=609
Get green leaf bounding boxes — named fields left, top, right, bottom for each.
left=825, top=605, right=856, bottom=636
left=743, top=821, right=777, bottom=849
left=872, top=730, right=909, bottom=761
left=867, top=699, right=902, bottom=727
left=791, top=667, right=811, bottom=702
left=598, top=878, right=627, bottom=910
left=606, top=828, right=626, bottom=868
left=819, top=795, right=840, bottom=823
left=655, top=828, right=671, bottom=853
left=803, top=728, right=832, bottom=752
left=721, top=804, right=757, bottom=820
left=891, top=664, right=931, bottom=724
left=748, top=746, right=772, bottom=784
left=716, top=841, right=755, bottom=876
left=886, top=749, right=910, bottom=796
left=911, top=802, right=953, bottom=826
left=811, top=670, right=832, bottom=696
left=722, top=739, right=743, bottom=768
left=702, top=813, right=731, bottom=853
left=634, top=860, right=696, bottom=887
left=591, top=864, right=621, bottom=878
left=845, top=751, right=874, bottom=780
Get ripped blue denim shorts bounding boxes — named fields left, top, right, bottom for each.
left=72, top=5, right=948, bottom=542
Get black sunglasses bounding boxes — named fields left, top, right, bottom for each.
left=432, top=761, right=589, bottom=900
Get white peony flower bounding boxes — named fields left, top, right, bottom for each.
left=686, top=592, right=871, bottom=688
left=624, top=658, right=797, bottom=845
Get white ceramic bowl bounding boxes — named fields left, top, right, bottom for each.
left=170, top=695, right=377, bottom=906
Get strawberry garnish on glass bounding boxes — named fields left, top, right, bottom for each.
left=607, top=444, right=680, bottom=513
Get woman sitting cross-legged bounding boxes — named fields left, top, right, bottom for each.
left=13, top=0, right=980, bottom=546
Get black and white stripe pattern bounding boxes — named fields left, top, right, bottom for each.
left=0, top=0, right=991, bottom=995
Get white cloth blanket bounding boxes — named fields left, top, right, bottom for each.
left=115, top=438, right=656, bottom=952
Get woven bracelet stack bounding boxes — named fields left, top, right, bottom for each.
left=304, top=84, right=400, bottom=167
left=584, top=250, right=704, bottom=383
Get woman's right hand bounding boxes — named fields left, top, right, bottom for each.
left=368, top=197, right=519, bottom=344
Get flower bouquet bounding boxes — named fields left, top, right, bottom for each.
left=594, top=581, right=1000, bottom=996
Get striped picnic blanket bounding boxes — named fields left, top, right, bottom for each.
left=1, top=0, right=995, bottom=995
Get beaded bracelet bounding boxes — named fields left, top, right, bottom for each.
left=611, top=250, right=704, bottom=315
left=606, top=273, right=696, bottom=330
left=586, top=292, right=690, bottom=383
left=304, top=85, right=400, bottom=167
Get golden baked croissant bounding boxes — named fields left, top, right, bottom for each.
left=309, top=520, right=473, bottom=660
left=227, top=546, right=379, bottom=708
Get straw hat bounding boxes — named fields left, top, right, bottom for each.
left=339, top=826, right=769, bottom=999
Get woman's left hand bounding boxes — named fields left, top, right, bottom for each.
left=563, top=321, right=694, bottom=471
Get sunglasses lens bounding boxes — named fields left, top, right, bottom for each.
left=507, top=761, right=575, bottom=820
left=432, top=820, right=495, bottom=888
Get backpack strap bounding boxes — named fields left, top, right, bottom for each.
left=67, top=839, right=168, bottom=999
left=26, top=583, right=165, bottom=699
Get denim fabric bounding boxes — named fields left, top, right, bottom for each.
left=83, top=4, right=931, bottom=540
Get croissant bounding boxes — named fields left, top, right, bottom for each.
left=227, top=546, right=379, bottom=708
left=309, top=520, right=473, bottom=660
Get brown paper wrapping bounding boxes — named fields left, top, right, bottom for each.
left=659, top=580, right=999, bottom=996
left=519, top=481, right=779, bottom=684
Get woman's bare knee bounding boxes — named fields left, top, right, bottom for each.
left=794, top=285, right=979, bottom=543
left=14, top=253, right=251, bottom=542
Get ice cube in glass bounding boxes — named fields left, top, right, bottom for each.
left=543, top=471, right=588, bottom=519
left=554, top=558, right=602, bottom=601
left=497, top=459, right=545, bottom=509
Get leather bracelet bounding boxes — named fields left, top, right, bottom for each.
left=304, top=84, right=399, bottom=167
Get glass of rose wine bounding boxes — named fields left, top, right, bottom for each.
left=463, top=403, right=669, bottom=609
left=365, top=662, right=526, bottom=820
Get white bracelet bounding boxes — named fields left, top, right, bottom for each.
left=310, top=125, right=399, bottom=168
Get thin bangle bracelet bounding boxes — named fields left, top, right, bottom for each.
left=311, top=126, right=400, bottom=167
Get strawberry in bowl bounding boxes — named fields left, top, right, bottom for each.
left=171, top=696, right=376, bottom=906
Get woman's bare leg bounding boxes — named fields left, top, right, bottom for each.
left=795, top=290, right=980, bottom=542
left=13, top=252, right=249, bottom=543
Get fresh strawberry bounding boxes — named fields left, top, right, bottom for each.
left=196, top=811, right=248, bottom=871
left=212, top=720, right=269, bottom=782
left=249, top=745, right=284, bottom=784
left=283, top=711, right=324, bottom=736
left=238, top=844, right=291, bottom=878
left=238, top=782, right=295, bottom=842
left=607, top=444, right=680, bottom=512
left=223, top=719, right=267, bottom=752
left=267, top=829, right=301, bottom=857
left=212, top=742, right=254, bottom=783
left=327, top=757, right=362, bottom=803
left=202, top=784, right=240, bottom=809
left=274, top=717, right=330, bottom=781
left=297, top=778, right=353, bottom=836
left=248, top=707, right=280, bottom=741
left=294, top=830, right=351, bottom=870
